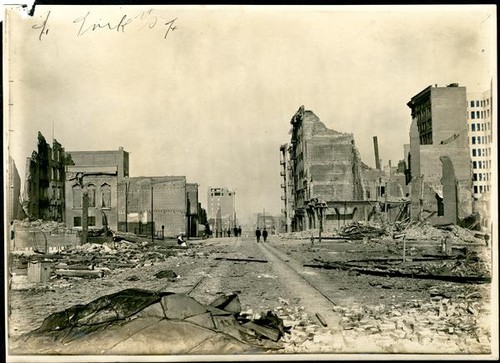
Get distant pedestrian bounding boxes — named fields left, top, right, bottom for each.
left=255, top=227, right=261, bottom=243
left=484, top=233, right=490, bottom=247
left=233, top=226, right=238, bottom=237
left=228, top=228, right=232, bottom=237
left=237, top=226, right=242, bottom=237
left=262, top=228, right=268, bottom=242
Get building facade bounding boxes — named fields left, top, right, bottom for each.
left=467, top=89, right=493, bottom=198
left=406, top=84, right=473, bottom=225
left=287, top=106, right=365, bottom=232
left=68, top=147, right=129, bottom=178
left=207, top=187, right=236, bottom=237
left=65, top=165, right=119, bottom=230
left=23, top=132, right=71, bottom=221
left=279, top=143, right=294, bottom=232
left=117, top=176, right=190, bottom=238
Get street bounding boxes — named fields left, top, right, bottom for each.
left=9, top=233, right=491, bottom=354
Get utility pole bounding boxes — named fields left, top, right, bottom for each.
left=125, top=182, right=129, bottom=232
left=151, top=182, right=154, bottom=243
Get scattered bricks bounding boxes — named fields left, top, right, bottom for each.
left=379, top=322, right=396, bottom=332
left=467, top=305, right=476, bottom=315
left=278, top=297, right=289, bottom=306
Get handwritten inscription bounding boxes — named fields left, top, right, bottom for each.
left=32, top=11, right=51, bottom=41
left=32, top=9, right=178, bottom=40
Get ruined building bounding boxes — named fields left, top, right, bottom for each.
left=285, top=106, right=366, bottom=232
left=64, top=147, right=199, bottom=238
left=23, top=132, right=71, bottom=221
left=64, top=147, right=129, bottom=231
left=281, top=107, right=410, bottom=232
left=279, top=143, right=294, bottom=232
left=7, top=156, right=23, bottom=222
left=117, top=177, right=198, bottom=238
left=406, top=84, right=473, bottom=225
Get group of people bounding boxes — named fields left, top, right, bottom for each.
left=255, top=227, right=268, bottom=243
left=227, top=226, right=242, bottom=238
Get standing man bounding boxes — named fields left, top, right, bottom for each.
left=237, top=226, right=242, bottom=237
left=255, top=227, right=261, bottom=243
left=9, top=220, right=15, bottom=250
left=262, top=228, right=268, bottom=242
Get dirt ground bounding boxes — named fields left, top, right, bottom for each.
left=7, top=233, right=494, bottom=356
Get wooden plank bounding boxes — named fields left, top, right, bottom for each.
left=315, top=313, right=327, bottom=327
left=55, top=269, right=104, bottom=278
left=213, top=257, right=268, bottom=263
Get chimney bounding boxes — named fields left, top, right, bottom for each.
left=373, top=136, right=381, bottom=170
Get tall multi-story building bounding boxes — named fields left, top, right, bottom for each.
left=287, top=106, right=365, bottom=231
left=406, top=84, right=473, bottom=224
left=207, top=187, right=236, bottom=237
left=467, top=88, right=493, bottom=197
left=279, top=143, right=294, bottom=232
left=23, top=132, right=71, bottom=221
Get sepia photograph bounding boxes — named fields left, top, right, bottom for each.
left=3, top=3, right=497, bottom=361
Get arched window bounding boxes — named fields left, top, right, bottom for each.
left=72, top=184, right=82, bottom=208
left=87, top=184, right=96, bottom=207
left=101, top=183, right=111, bottom=208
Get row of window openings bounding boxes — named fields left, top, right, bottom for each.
left=470, top=135, right=491, bottom=145
left=472, top=160, right=491, bottom=169
left=474, top=185, right=491, bottom=194
left=472, top=148, right=491, bottom=157
left=470, top=110, right=490, bottom=119
left=469, top=122, right=491, bottom=132
left=50, top=168, right=63, bottom=181
left=470, top=99, right=490, bottom=108
left=473, top=172, right=491, bottom=182
left=73, top=184, right=111, bottom=208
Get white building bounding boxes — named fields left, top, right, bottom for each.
left=467, top=88, right=493, bottom=198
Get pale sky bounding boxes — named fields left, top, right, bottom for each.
left=4, top=5, right=496, bottom=224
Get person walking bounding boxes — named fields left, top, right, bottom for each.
left=255, top=227, right=261, bottom=243
left=262, top=228, right=268, bottom=242
left=237, top=226, right=242, bottom=237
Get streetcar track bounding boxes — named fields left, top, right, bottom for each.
left=259, top=242, right=339, bottom=307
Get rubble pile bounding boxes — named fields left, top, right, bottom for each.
left=339, top=222, right=388, bottom=240
left=334, top=285, right=491, bottom=353
left=15, top=219, right=73, bottom=234
left=265, top=298, right=343, bottom=352
left=12, top=289, right=286, bottom=354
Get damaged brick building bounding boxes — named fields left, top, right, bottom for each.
left=406, top=84, right=473, bottom=225
left=23, top=132, right=72, bottom=221
left=64, top=147, right=199, bottom=238
left=281, top=106, right=409, bottom=233
left=117, top=177, right=199, bottom=239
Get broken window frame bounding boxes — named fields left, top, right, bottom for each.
left=101, top=183, right=112, bottom=209
left=73, top=184, right=82, bottom=209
